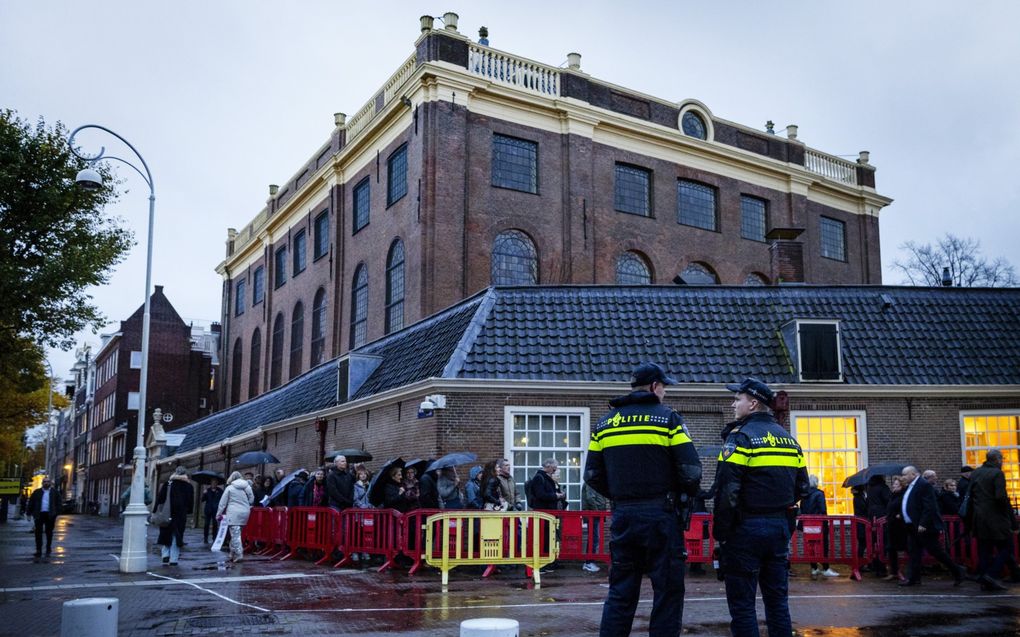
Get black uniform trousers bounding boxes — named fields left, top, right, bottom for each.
left=905, top=525, right=959, bottom=583
left=34, top=512, right=56, bottom=556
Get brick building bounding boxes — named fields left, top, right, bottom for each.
left=159, top=285, right=1020, bottom=516
left=81, top=286, right=219, bottom=516
left=215, top=13, right=892, bottom=410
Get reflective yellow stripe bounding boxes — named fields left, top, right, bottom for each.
left=589, top=439, right=602, bottom=452
left=668, top=426, right=692, bottom=445
left=597, top=432, right=672, bottom=449
left=720, top=446, right=805, bottom=468
left=592, top=425, right=670, bottom=443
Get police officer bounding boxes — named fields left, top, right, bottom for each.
left=714, top=378, right=808, bottom=637
left=584, top=362, right=702, bottom=637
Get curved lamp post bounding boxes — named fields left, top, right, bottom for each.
left=68, top=125, right=155, bottom=574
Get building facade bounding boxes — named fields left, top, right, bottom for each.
left=216, top=14, right=892, bottom=409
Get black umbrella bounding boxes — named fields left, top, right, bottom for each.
left=426, top=452, right=477, bottom=473
left=269, top=468, right=309, bottom=501
left=404, top=458, right=429, bottom=477
left=191, top=470, right=225, bottom=485
left=368, top=457, right=404, bottom=507
left=842, top=462, right=909, bottom=488
left=325, top=448, right=373, bottom=463
left=234, top=451, right=281, bottom=466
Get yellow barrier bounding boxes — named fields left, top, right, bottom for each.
left=423, top=511, right=559, bottom=589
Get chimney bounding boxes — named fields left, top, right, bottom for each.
left=334, top=112, right=346, bottom=128
left=567, top=52, right=581, bottom=70
left=941, top=267, right=953, bottom=287
left=420, top=15, right=434, bottom=32
left=443, top=11, right=458, bottom=31
left=766, top=228, right=806, bottom=283
left=268, top=184, right=279, bottom=196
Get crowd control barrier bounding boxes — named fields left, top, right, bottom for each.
left=260, top=507, right=290, bottom=557
left=281, top=506, right=341, bottom=565
left=243, top=507, right=283, bottom=554
left=685, top=513, right=714, bottom=563
left=423, top=511, right=559, bottom=589
left=555, top=510, right=611, bottom=565
left=335, top=508, right=403, bottom=571
left=789, top=515, right=870, bottom=580
left=398, top=508, right=442, bottom=575
left=873, top=514, right=985, bottom=574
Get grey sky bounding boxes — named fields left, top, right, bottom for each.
left=2, top=1, right=1018, bottom=380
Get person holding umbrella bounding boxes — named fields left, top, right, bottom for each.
left=201, top=479, right=224, bottom=544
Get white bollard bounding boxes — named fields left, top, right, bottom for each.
left=460, top=618, right=519, bottom=637
left=61, top=597, right=118, bottom=637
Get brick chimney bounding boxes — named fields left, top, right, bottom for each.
left=766, top=228, right=805, bottom=284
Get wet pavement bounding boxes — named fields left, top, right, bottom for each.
left=1, top=512, right=1018, bottom=636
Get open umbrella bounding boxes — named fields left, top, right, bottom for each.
left=234, top=451, right=280, bottom=466
left=325, top=448, right=373, bottom=463
left=842, top=462, right=908, bottom=488
left=426, top=452, right=477, bottom=473
left=269, top=468, right=309, bottom=502
left=404, top=458, right=429, bottom=477
left=368, top=457, right=404, bottom=507
left=190, top=470, right=225, bottom=485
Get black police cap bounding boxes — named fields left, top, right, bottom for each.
left=630, top=362, right=678, bottom=387
left=725, top=377, right=775, bottom=407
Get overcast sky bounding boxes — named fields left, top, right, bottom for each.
left=3, top=1, right=1018, bottom=380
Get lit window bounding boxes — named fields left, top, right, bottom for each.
left=615, top=252, right=651, bottom=284
left=614, top=164, right=651, bottom=216
left=740, top=195, right=767, bottom=242
left=387, top=144, right=408, bottom=205
left=353, top=178, right=370, bottom=233
left=506, top=407, right=590, bottom=509
left=492, top=134, right=538, bottom=194
left=678, top=180, right=717, bottom=231
left=820, top=216, right=846, bottom=261
left=962, top=412, right=1020, bottom=503
left=792, top=412, right=866, bottom=515
left=491, top=230, right=538, bottom=285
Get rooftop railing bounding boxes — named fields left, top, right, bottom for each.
left=804, top=149, right=859, bottom=186
left=467, top=44, right=560, bottom=97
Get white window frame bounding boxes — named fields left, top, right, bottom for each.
left=790, top=410, right=868, bottom=514
left=959, top=408, right=1020, bottom=464
left=504, top=406, right=590, bottom=508
left=794, top=319, right=844, bottom=383
left=130, top=351, right=142, bottom=369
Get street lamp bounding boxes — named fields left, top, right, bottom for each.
left=42, top=361, right=54, bottom=480
left=68, top=124, right=155, bottom=574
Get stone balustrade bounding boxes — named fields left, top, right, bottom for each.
left=804, top=149, right=859, bottom=186
left=467, top=44, right=560, bottom=97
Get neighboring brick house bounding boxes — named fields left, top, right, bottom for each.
left=158, top=285, right=1020, bottom=516
left=83, top=286, right=219, bottom=516
left=215, top=14, right=893, bottom=410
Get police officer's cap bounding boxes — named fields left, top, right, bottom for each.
left=726, top=377, right=775, bottom=407
left=630, top=362, right=678, bottom=387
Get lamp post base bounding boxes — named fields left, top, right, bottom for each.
left=119, top=446, right=149, bottom=573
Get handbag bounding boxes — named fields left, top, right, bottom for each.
left=150, top=483, right=172, bottom=527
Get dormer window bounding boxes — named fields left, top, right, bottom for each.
left=782, top=319, right=843, bottom=382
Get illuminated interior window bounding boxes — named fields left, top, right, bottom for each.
left=506, top=408, right=589, bottom=508
left=962, top=412, right=1020, bottom=504
left=792, top=413, right=865, bottom=515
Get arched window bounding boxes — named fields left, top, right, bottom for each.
left=311, top=288, right=327, bottom=366
left=248, top=329, right=261, bottom=399
left=744, top=272, right=769, bottom=286
left=290, top=302, right=304, bottom=380
left=270, top=313, right=284, bottom=389
left=680, top=262, right=718, bottom=285
left=491, top=229, right=537, bottom=285
left=615, top=252, right=652, bottom=285
left=385, top=239, right=405, bottom=334
left=230, top=338, right=243, bottom=406
left=350, top=264, right=368, bottom=349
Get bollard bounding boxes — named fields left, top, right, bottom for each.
left=460, top=618, right=519, bottom=637
left=61, top=597, right=118, bottom=637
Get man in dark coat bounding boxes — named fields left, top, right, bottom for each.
left=898, top=465, right=964, bottom=586
left=27, top=477, right=61, bottom=559
left=969, top=449, right=1020, bottom=590
left=529, top=458, right=565, bottom=510
left=286, top=470, right=309, bottom=508
left=418, top=469, right=440, bottom=509
left=201, top=480, right=224, bottom=544
left=865, top=475, right=891, bottom=575
left=957, top=466, right=974, bottom=499
left=326, top=455, right=354, bottom=511
left=154, top=467, right=195, bottom=566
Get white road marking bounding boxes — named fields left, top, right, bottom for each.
left=146, top=572, right=270, bottom=612
left=0, top=572, right=324, bottom=594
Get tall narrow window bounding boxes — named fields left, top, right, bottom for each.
left=740, top=195, right=767, bottom=242
left=252, top=266, right=265, bottom=304
left=615, top=252, right=652, bottom=284
left=293, top=229, right=307, bottom=274
left=353, top=178, right=370, bottom=233
left=313, top=211, right=329, bottom=260
left=274, top=245, right=287, bottom=288
left=614, top=164, right=651, bottom=216
left=491, top=230, right=538, bottom=285
left=311, top=288, right=327, bottom=365
left=492, top=134, right=538, bottom=193
left=792, top=412, right=866, bottom=515
left=387, top=144, right=408, bottom=205
left=385, top=239, right=405, bottom=334
left=289, top=302, right=304, bottom=379
left=248, top=329, right=261, bottom=398
left=820, top=216, right=847, bottom=261
left=678, top=180, right=717, bottom=231
left=230, top=338, right=242, bottom=406
left=234, top=280, right=246, bottom=316
left=350, top=264, right=368, bottom=349
left=270, top=313, right=284, bottom=389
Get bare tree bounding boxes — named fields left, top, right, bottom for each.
left=892, top=234, right=1017, bottom=287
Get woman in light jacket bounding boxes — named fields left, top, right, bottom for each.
left=217, top=471, right=255, bottom=563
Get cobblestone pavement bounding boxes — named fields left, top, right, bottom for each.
left=1, top=512, right=1018, bottom=636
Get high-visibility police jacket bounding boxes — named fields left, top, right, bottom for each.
left=713, top=411, right=809, bottom=542
left=583, top=390, right=702, bottom=501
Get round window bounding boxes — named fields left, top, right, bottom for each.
left=681, top=111, right=707, bottom=140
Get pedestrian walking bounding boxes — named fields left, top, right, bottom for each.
left=585, top=362, right=702, bottom=637
left=967, top=449, right=1020, bottom=590
left=217, top=471, right=255, bottom=563
left=714, top=377, right=808, bottom=637
left=581, top=480, right=611, bottom=573
left=326, top=455, right=354, bottom=511
left=801, top=475, right=839, bottom=578
left=897, top=465, right=964, bottom=587
left=529, top=459, right=565, bottom=511
left=883, top=476, right=909, bottom=582
left=27, top=477, right=61, bottom=560
left=154, top=467, right=194, bottom=566
left=201, top=480, right=224, bottom=543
